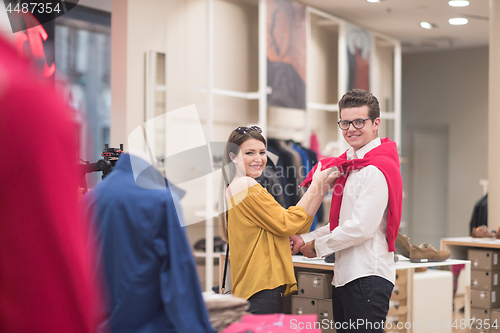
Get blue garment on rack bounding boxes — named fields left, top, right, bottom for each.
left=303, top=146, right=323, bottom=224
left=81, top=154, right=215, bottom=333
left=292, top=143, right=310, bottom=172
left=292, top=143, right=322, bottom=231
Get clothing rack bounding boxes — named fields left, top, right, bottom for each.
left=267, top=127, right=306, bottom=143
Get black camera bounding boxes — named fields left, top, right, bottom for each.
left=80, top=144, right=124, bottom=190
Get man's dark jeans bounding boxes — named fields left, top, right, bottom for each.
left=248, top=284, right=286, bottom=314
left=332, top=276, right=394, bottom=332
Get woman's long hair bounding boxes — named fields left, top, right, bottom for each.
left=218, top=129, right=266, bottom=242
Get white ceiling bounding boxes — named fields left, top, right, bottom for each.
left=297, top=0, right=489, bottom=53
left=78, top=0, right=489, bottom=53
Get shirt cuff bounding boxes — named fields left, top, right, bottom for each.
left=300, top=233, right=315, bottom=244
left=314, top=234, right=332, bottom=258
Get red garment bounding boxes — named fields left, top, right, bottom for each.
left=301, top=138, right=402, bottom=252
left=309, top=132, right=321, bottom=158
left=0, top=36, right=103, bottom=332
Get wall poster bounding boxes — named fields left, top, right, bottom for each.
left=267, top=0, right=306, bottom=110
left=345, top=22, right=373, bottom=92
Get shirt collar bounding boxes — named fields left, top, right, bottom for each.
left=346, top=137, right=381, bottom=160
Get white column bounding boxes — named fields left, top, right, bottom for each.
left=110, top=0, right=128, bottom=147
left=258, top=0, right=267, bottom=136
left=205, top=0, right=214, bottom=292
left=489, top=0, right=500, bottom=230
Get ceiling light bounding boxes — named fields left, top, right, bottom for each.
left=448, top=1, right=469, bottom=7
left=449, top=18, right=468, bottom=25
left=366, top=0, right=381, bottom=3
left=420, top=22, right=436, bottom=29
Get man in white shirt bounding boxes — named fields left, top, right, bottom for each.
left=291, top=89, right=402, bottom=333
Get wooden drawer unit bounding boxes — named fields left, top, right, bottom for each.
left=472, top=270, right=500, bottom=291
left=469, top=249, right=500, bottom=271
left=472, top=289, right=500, bottom=309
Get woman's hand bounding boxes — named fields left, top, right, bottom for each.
left=289, top=234, right=305, bottom=255
left=311, top=162, right=342, bottom=192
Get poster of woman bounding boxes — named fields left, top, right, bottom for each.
left=345, top=22, right=373, bottom=92
left=267, top=0, right=306, bottom=110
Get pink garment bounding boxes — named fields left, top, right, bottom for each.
left=222, top=314, right=321, bottom=333
left=0, top=35, right=104, bottom=333
left=451, top=264, right=465, bottom=275
left=310, top=133, right=321, bottom=157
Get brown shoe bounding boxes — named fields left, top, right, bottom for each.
left=497, top=227, right=500, bottom=239
left=395, top=233, right=411, bottom=258
left=410, top=243, right=451, bottom=263
left=472, top=225, right=495, bottom=238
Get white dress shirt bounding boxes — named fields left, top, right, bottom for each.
left=301, top=137, right=395, bottom=287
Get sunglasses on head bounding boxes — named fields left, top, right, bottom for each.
left=234, top=126, right=262, bottom=134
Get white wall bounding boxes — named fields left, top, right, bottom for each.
left=80, top=0, right=112, bottom=12
left=212, top=0, right=259, bottom=142
left=402, top=46, right=488, bottom=239
left=306, top=14, right=339, bottom=152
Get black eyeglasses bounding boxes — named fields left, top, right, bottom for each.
left=234, top=126, right=262, bottom=134
left=338, top=117, right=377, bottom=130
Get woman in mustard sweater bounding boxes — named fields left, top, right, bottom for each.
left=218, top=126, right=339, bottom=314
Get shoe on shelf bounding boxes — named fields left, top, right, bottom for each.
left=496, top=227, right=500, bottom=239
left=472, top=225, right=495, bottom=238
left=410, top=243, right=451, bottom=263
left=395, top=233, right=411, bottom=258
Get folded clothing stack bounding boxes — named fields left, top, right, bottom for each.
left=203, top=292, right=250, bottom=332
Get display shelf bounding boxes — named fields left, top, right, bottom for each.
left=193, top=251, right=224, bottom=259
left=442, top=237, right=500, bottom=249
left=292, top=255, right=470, bottom=333
left=292, top=255, right=469, bottom=270
left=440, top=236, right=500, bottom=324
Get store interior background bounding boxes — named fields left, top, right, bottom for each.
left=0, top=0, right=490, bottom=290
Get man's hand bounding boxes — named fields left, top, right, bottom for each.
left=300, top=241, right=316, bottom=258
left=289, top=234, right=305, bottom=255
left=311, top=162, right=342, bottom=192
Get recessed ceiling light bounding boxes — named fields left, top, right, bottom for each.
left=420, top=22, right=436, bottom=29
left=449, top=18, right=468, bottom=25
left=448, top=1, right=469, bottom=7
left=366, top=0, right=381, bottom=3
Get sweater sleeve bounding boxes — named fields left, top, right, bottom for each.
left=231, top=185, right=313, bottom=237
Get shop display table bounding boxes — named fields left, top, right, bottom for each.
left=292, top=255, right=470, bottom=333
left=441, top=237, right=500, bottom=322
left=441, top=237, right=500, bottom=258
